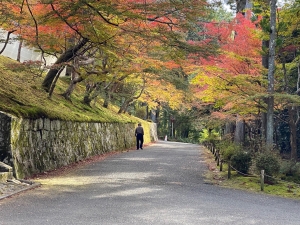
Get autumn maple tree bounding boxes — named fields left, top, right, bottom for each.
left=0, top=0, right=219, bottom=113
left=191, top=13, right=264, bottom=131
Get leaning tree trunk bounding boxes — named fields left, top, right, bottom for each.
left=83, top=83, right=101, bottom=106
left=42, top=38, right=89, bottom=92
left=118, top=88, right=145, bottom=114
left=118, top=98, right=133, bottom=114
left=103, top=83, right=114, bottom=108
left=62, top=76, right=84, bottom=100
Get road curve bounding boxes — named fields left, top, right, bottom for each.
left=0, top=141, right=299, bottom=225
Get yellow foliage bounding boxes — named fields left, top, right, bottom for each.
left=191, top=64, right=265, bottom=116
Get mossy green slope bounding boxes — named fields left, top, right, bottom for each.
left=0, top=56, right=135, bottom=123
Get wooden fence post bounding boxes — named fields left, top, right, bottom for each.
left=228, top=161, right=231, bottom=179
left=260, top=170, right=264, bottom=191
left=220, top=160, right=223, bottom=171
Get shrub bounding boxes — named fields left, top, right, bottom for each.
left=134, top=107, right=147, bottom=119
left=280, top=161, right=300, bottom=183
left=231, top=151, right=252, bottom=174
left=199, top=129, right=220, bottom=144
left=217, top=140, right=241, bottom=161
left=280, top=161, right=300, bottom=177
left=255, top=151, right=280, bottom=177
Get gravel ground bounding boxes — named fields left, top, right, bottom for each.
left=1, top=142, right=300, bottom=225
left=0, top=150, right=125, bottom=200
left=0, top=179, right=40, bottom=200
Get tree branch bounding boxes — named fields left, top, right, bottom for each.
left=25, top=0, right=47, bottom=63
left=50, top=3, right=84, bottom=37
left=0, top=30, right=17, bottom=54
left=84, top=2, right=120, bottom=27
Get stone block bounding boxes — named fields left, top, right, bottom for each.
left=0, top=161, right=12, bottom=172
left=44, top=118, right=51, bottom=131
left=0, top=172, right=13, bottom=182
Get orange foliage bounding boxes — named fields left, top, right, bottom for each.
left=199, top=13, right=262, bottom=77
left=190, top=13, right=265, bottom=116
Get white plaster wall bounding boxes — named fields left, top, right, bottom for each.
left=0, top=29, right=59, bottom=69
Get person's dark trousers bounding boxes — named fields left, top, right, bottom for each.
left=136, top=133, right=144, bottom=149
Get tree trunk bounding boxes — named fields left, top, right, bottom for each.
left=234, top=115, right=245, bottom=144
left=146, top=105, right=149, bottom=120
left=261, top=112, right=267, bottom=141
left=224, top=121, right=235, bottom=140
left=103, top=94, right=109, bottom=108
left=42, top=38, right=89, bottom=92
left=266, top=0, right=277, bottom=150
left=103, top=85, right=112, bottom=108
left=83, top=95, right=92, bottom=106
left=48, top=66, right=65, bottom=98
left=261, top=38, right=269, bottom=145
left=155, top=105, right=160, bottom=124
left=83, top=83, right=101, bottom=106
left=118, top=98, right=132, bottom=114
left=266, top=95, right=274, bottom=148
left=17, top=39, right=23, bottom=62
left=235, top=0, right=247, bottom=13
left=62, top=76, right=84, bottom=100
left=288, top=106, right=298, bottom=161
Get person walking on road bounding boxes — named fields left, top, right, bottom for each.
left=135, top=123, right=144, bottom=150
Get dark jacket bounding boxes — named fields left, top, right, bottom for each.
left=135, top=126, right=144, bottom=136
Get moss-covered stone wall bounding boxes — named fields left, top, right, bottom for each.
left=0, top=113, right=157, bottom=179
left=0, top=113, right=11, bottom=164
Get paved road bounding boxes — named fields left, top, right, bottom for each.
left=0, top=141, right=299, bottom=225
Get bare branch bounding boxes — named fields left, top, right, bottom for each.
left=0, top=30, right=17, bottom=54
left=84, top=2, right=120, bottom=27
left=50, top=3, right=84, bottom=37
left=25, top=0, right=47, bottom=62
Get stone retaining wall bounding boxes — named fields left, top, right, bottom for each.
left=0, top=113, right=11, bottom=164
left=0, top=112, right=157, bottom=179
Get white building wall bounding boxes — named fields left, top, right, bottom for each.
left=0, top=29, right=57, bottom=65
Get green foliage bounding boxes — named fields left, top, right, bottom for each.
left=280, top=161, right=300, bottom=177
left=176, top=137, right=197, bottom=144
left=231, top=151, right=252, bottom=174
left=199, top=128, right=220, bottom=143
left=217, top=140, right=242, bottom=161
left=259, top=17, right=271, bottom=35
left=134, top=107, right=147, bottom=120
left=255, top=151, right=281, bottom=177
